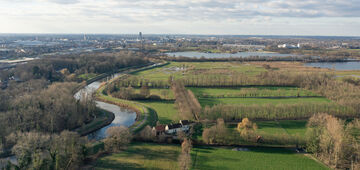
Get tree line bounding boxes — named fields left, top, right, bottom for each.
left=194, top=88, right=318, bottom=98
left=201, top=102, right=355, bottom=121
left=171, top=80, right=201, bottom=121
left=109, top=76, right=170, bottom=89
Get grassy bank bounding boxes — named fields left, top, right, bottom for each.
left=96, top=84, right=157, bottom=132
left=74, top=109, right=115, bottom=136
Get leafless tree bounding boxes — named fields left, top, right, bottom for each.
left=104, top=126, right=132, bottom=152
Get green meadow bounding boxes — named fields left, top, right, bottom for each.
left=198, top=97, right=330, bottom=107
left=191, top=146, right=329, bottom=170
left=94, top=143, right=181, bottom=170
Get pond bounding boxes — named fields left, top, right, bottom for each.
left=166, top=51, right=299, bottom=58
left=305, top=62, right=360, bottom=70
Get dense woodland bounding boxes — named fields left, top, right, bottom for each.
left=0, top=52, right=150, bottom=169
left=5, top=131, right=87, bottom=169
left=0, top=51, right=148, bottom=82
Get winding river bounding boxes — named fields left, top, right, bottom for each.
left=74, top=72, right=136, bottom=141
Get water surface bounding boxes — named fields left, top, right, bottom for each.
left=166, top=51, right=299, bottom=58
left=305, top=62, right=360, bottom=70
left=74, top=73, right=136, bottom=141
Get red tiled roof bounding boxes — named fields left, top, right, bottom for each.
left=155, top=125, right=165, bottom=131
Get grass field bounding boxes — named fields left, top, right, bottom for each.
left=131, top=62, right=185, bottom=81
left=191, top=146, right=329, bottom=170
left=130, top=62, right=267, bottom=82
left=278, top=120, right=308, bottom=136
left=255, top=120, right=307, bottom=137
left=193, top=120, right=308, bottom=143
left=138, top=100, right=179, bottom=124
left=78, top=73, right=98, bottom=80
left=254, top=121, right=287, bottom=134
left=188, top=87, right=320, bottom=98
left=94, top=143, right=181, bottom=170
left=133, top=88, right=174, bottom=100
left=198, top=97, right=330, bottom=107
left=93, top=143, right=328, bottom=170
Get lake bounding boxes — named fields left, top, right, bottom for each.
left=305, top=62, right=360, bottom=70
left=166, top=51, right=299, bottom=58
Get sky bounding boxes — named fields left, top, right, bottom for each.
left=0, top=0, right=360, bottom=36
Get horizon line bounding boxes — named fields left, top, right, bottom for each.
left=0, top=33, right=359, bottom=38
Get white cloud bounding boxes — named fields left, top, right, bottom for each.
left=0, top=0, right=359, bottom=35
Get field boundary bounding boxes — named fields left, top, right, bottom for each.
left=197, top=96, right=324, bottom=99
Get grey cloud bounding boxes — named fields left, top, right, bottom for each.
left=99, top=0, right=360, bottom=20
left=47, top=0, right=79, bottom=4
left=1, top=0, right=359, bottom=22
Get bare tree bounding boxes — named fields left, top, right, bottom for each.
left=138, top=125, right=155, bottom=141
left=178, top=139, right=192, bottom=170
left=104, top=126, right=132, bottom=152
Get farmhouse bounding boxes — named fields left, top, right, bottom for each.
left=152, top=125, right=166, bottom=136
left=165, top=120, right=191, bottom=135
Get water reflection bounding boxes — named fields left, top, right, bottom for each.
left=305, top=62, right=360, bottom=70
left=166, top=51, right=299, bottom=58
left=74, top=73, right=136, bottom=141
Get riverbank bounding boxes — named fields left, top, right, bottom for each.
left=95, top=79, right=158, bottom=133
left=74, top=109, right=115, bottom=136
left=75, top=62, right=167, bottom=137
left=72, top=62, right=167, bottom=138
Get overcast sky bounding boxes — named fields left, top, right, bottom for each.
left=0, top=0, right=359, bottom=36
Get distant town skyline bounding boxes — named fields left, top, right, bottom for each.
left=0, top=0, right=359, bottom=36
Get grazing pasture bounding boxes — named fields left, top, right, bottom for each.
left=198, top=97, right=330, bottom=107
left=94, top=143, right=181, bottom=170
left=188, top=87, right=320, bottom=98
left=191, top=146, right=329, bottom=170
left=139, top=100, right=179, bottom=124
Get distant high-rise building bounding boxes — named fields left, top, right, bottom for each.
left=139, top=32, right=143, bottom=40
left=83, top=34, right=87, bottom=41
left=139, top=32, right=144, bottom=51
